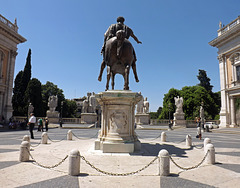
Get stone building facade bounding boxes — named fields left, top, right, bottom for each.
left=0, top=14, right=26, bottom=122
left=209, top=16, right=240, bottom=127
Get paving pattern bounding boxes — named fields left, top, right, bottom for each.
left=0, top=125, right=240, bottom=188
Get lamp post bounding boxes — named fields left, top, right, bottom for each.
left=60, top=101, right=63, bottom=128
left=168, top=103, right=171, bottom=123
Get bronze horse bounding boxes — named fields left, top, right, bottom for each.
left=98, top=30, right=139, bottom=90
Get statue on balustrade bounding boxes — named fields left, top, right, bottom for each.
left=143, top=97, right=149, bottom=113
left=174, top=96, right=183, bottom=114
left=48, top=95, right=58, bottom=112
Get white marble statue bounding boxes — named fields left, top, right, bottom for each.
left=174, top=96, right=183, bottom=114
left=28, top=103, right=34, bottom=115
left=136, top=95, right=144, bottom=114
left=200, top=105, right=204, bottom=120
left=89, top=92, right=97, bottom=113
left=48, top=95, right=58, bottom=112
left=143, top=97, right=149, bottom=113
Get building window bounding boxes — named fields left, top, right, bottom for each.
left=237, top=66, right=240, bottom=81
left=0, top=50, right=4, bottom=79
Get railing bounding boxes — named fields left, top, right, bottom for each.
left=218, top=16, right=240, bottom=36
left=0, top=14, right=18, bottom=32
left=13, top=116, right=81, bottom=124
left=150, top=119, right=220, bottom=127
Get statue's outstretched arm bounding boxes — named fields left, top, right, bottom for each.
left=131, top=33, right=142, bottom=44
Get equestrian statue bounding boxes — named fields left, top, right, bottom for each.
left=98, top=16, right=142, bottom=90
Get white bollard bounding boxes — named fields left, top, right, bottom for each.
left=67, top=130, right=73, bottom=140
left=205, top=143, right=215, bottom=164
left=186, top=134, right=192, bottom=147
left=158, top=149, right=170, bottom=176
left=22, top=135, right=30, bottom=142
left=19, top=141, right=30, bottom=162
left=204, top=138, right=211, bottom=153
left=161, top=132, right=166, bottom=142
left=68, top=149, right=80, bottom=176
left=41, top=132, right=48, bottom=144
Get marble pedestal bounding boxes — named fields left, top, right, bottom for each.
left=95, top=90, right=142, bottom=153
left=135, top=113, right=150, bottom=125
left=47, top=111, right=60, bottom=123
left=81, top=113, right=97, bottom=124
left=173, top=112, right=186, bottom=126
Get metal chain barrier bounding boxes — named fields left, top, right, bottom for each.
left=169, top=150, right=209, bottom=171
left=72, top=131, right=99, bottom=140
left=30, top=141, right=41, bottom=147
left=136, top=132, right=162, bottom=141
left=192, top=142, right=204, bottom=149
left=48, top=135, right=67, bottom=143
left=175, top=138, right=186, bottom=144
left=27, top=149, right=68, bottom=169
left=80, top=155, right=158, bottom=176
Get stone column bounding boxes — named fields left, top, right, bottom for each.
left=218, top=55, right=228, bottom=127
left=230, top=97, right=236, bottom=127
left=5, top=50, right=17, bottom=120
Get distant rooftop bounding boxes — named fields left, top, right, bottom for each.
left=0, top=14, right=18, bottom=33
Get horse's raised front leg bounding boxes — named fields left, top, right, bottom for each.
left=111, top=73, right=115, bottom=90
left=124, top=65, right=130, bottom=90
left=105, top=66, right=111, bottom=91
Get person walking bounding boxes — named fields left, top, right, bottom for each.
left=37, top=118, right=43, bottom=132
left=196, top=117, right=202, bottom=140
left=45, top=117, right=49, bottom=132
left=28, top=113, right=36, bottom=139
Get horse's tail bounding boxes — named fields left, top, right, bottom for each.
left=116, top=30, right=125, bottom=58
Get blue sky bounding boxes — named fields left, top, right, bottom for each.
left=1, top=0, right=240, bottom=111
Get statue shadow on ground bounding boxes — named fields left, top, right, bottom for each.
left=131, top=143, right=192, bottom=157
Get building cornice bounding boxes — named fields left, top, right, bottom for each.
left=209, top=24, right=240, bottom=48
left=0, top=22, right=26, bottom=44
left=209, top=16, right=240, bottom=48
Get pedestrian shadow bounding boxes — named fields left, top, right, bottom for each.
left=131, top=143, right=192, bottom=157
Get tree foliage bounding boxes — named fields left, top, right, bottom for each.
left=41, top=81, right=65, bottom=116
left=12, top=49, right=32, bottom=116
left=159, top=88, right=181, bottom=119
left=149, top=107, right=162, bottom=119
left=197, top=69, right=213, bottom=92
left=24, top=78, right=44, bottom=116
left=159, top=70, right=220, bottom=120
left=62, top=99, right=77, bottom=118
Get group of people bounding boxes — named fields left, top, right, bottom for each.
left=28, top=113, right=49, bottom=139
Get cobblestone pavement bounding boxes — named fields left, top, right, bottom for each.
left=0, top=125, right=240, bottom=188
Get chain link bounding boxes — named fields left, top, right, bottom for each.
left=136, top=132, right=162, bottom=141
left=192, top=142, right=204, bottom=149
left=30, top=141, right=41, bottom=147
left=72, top=131, right=99, bottom=140
left=169, top=150, right=209, bottom=170
left=27, top=148, right=68, bottom=169
left=48, top=135, right=67, bottom=142
left=80, top=155, right=158, bottom=176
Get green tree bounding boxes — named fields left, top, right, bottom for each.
left=12, top=71, right=24, bottom=115
left=62, top=99, right=77, bottom=118
left=12, top=49, right=32, bottom=116
left=181, top=86, right=213, bottom=119
left=159, top=88, right=181, bottom=119
left=149, top=107, right=162, bottom=119
left=197, top=69, right=213, bottom=92
left=24, top=78, right=44, bottom=116
left=41, top=81, right=65, bottom=116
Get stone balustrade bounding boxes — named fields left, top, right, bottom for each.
left=218, top=16, right=240, bottom=36
left=0, top=14, right=18, bottom=32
